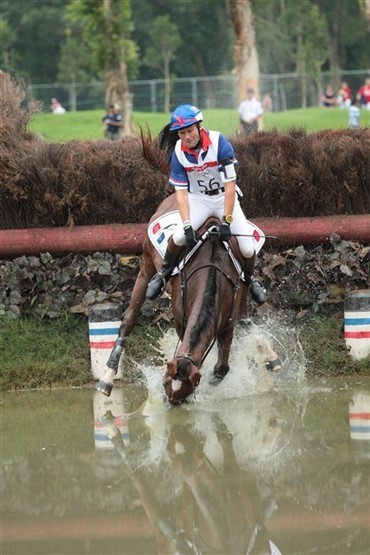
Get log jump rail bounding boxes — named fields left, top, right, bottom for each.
left=0, top=215, right=369, bottom=258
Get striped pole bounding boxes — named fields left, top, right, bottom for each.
left=344, top=290, right=370, bottom=361
left=89, top=302, right=123, bottom=379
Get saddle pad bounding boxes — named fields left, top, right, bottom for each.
left=148, top=210, right=266, bottom=258
left=148, top=210, right=182, bottom=258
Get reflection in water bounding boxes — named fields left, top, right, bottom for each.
left=1, top=378, right=370, bottom=554
left=97, top=394, right=283, bottom=555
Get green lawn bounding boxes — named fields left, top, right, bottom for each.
left=28, top=106, right=369, bottom=142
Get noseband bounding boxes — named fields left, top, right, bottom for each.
left=173, top=352, right=199, bottom=382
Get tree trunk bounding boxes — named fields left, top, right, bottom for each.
left=105, top=58, right=133, bottom=137
left=229, top=0, right=260, bottom=104
left=296, top=23, right=307, bottom=108
left=163, top=51, right=171, bottom=113
left=103, top=0, right=133, bottom=137
left=69, top=81, right=77, bottom=112
left=362, top=0, right=370, bottom=29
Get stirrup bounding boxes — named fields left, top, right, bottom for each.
left=250, top=281, right=266, bottom=305
left=146, top=273, right=166, bottom=300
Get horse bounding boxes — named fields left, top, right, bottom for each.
left=97, top=193, right=281, bottom=405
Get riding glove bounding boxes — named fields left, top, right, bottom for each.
left=219, top=223, right=231, bottom=241
left=184, top=224, right=197, bottom=249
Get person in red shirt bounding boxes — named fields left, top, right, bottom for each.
left=356, top=78, right=370, bottom=110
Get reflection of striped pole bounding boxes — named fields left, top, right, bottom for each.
left=349, top=392, right=370, bottom=461
left=93, top=390, right=130, bottom=451
left=344, top=290, right=370, bottom=361
left=349, top=410, right=370, bottom=441
left=89, top=303, right=123, bottom=379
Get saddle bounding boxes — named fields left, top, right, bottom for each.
left=148, top=210, right=265, bottom=279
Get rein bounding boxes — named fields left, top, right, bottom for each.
left=176, top=232, right=241, bottom=366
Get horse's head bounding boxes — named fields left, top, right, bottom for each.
left=163, top=356, right=202, bottom=405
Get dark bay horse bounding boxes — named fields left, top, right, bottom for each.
left=97, top=193, right=280, bottom=405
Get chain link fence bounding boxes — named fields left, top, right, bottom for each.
left=28, top=69, right=369, bottom=113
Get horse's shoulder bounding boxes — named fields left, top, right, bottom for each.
left=142, top=236, right=163, bottom=272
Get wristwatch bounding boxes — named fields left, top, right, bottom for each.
left=223, top=214, right=233, bottom=225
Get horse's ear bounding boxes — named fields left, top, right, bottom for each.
left=189, top=370, right=202, bottom=388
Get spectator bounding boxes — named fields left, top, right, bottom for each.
left=261, top=92, right=273, bottom=112
left=102, top=104, right=122, bottom=140
left=348, top=99, right=361, bottom=129
left=321, top=84, right=336, bottom=107
left=356, top=77, right=370, bottom=110
left=50, top=98, right=66, bottom=114
left=238, top=87, right=264, bottom=136
left=336, top=81, right=353, bottom=109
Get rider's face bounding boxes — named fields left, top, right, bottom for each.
left=178, top=124, right=201, bottom=149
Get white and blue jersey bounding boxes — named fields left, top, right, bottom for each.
left=169, top=128, right=256, bottom=258
left=169, top=129, right=237, bottom=193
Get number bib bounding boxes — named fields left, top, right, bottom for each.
left=174, top=131, right=224, bottom=195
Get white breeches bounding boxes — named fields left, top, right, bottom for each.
left=172, top=192, right=255, bottom=258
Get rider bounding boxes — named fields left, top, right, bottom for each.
left=146, top=104, right=265, bottom=305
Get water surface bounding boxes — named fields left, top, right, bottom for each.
left=2, top=373, right=369, bottom=555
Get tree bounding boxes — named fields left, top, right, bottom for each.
left=228, top=0, right=260, bottom=104
left=57, top=27, right=95, bottom=112
left=283, top=1, right=329, bottom=107
left=142, top=15, right=181, bottom=113
left=68, top=0, right=138, bottom=136
left=360, top=0, right=370, bottom=27
left=1, top=0, right=68, bottom=83
left=0, top=19, right=16, bottom=69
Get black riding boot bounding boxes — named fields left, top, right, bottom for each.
left=244, top=254, right=266, bottom=305
left=146, top=238, right=183, bottom=300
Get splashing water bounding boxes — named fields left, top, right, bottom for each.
left=138, top=316, right=307, bottom=410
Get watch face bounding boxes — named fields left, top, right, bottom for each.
left=225, top=215, right=233, bottom=224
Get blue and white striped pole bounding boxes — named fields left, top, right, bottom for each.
left=344, top=290, right=370, bottom=361
left=89, top=303, right=123, bottom=379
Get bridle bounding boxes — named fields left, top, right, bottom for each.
left=175, top=227, right=242, bottom=367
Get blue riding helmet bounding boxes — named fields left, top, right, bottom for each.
left=170, top=104, right=203, bottom=131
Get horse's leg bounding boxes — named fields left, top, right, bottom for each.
left=209, top=326, right=235, bottom=386
left=238, top=319, right=282, bottom=372
left=255, top=336, right=282, bottom=372
left=237, top=284, right=249, bottom=320
left=96, top=246, right=157, bottom=396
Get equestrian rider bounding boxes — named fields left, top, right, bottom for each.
left=146, top=104, right=265, bottom=305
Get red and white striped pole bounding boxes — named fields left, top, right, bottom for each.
left=88, top=302, right=123, bottom=379
left=344, top=290, right=370, bottom=360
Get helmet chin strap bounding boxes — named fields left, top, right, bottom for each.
left=193, top=124, right=202, bottom=150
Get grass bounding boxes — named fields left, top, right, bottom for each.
left=299, top=311, right=370, bottom=378
left=0, top=314, right=92, bottom=390
left=0, top=312, right=167, bottom=391
left=28, top=106, right=370, bottom=142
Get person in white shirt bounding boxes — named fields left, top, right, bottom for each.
left=238, top=87, right=264, bottom=136
left=348, top=99, right=361, bottom=129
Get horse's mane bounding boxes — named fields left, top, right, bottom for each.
left=189, top=241, right=223, bottom=351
